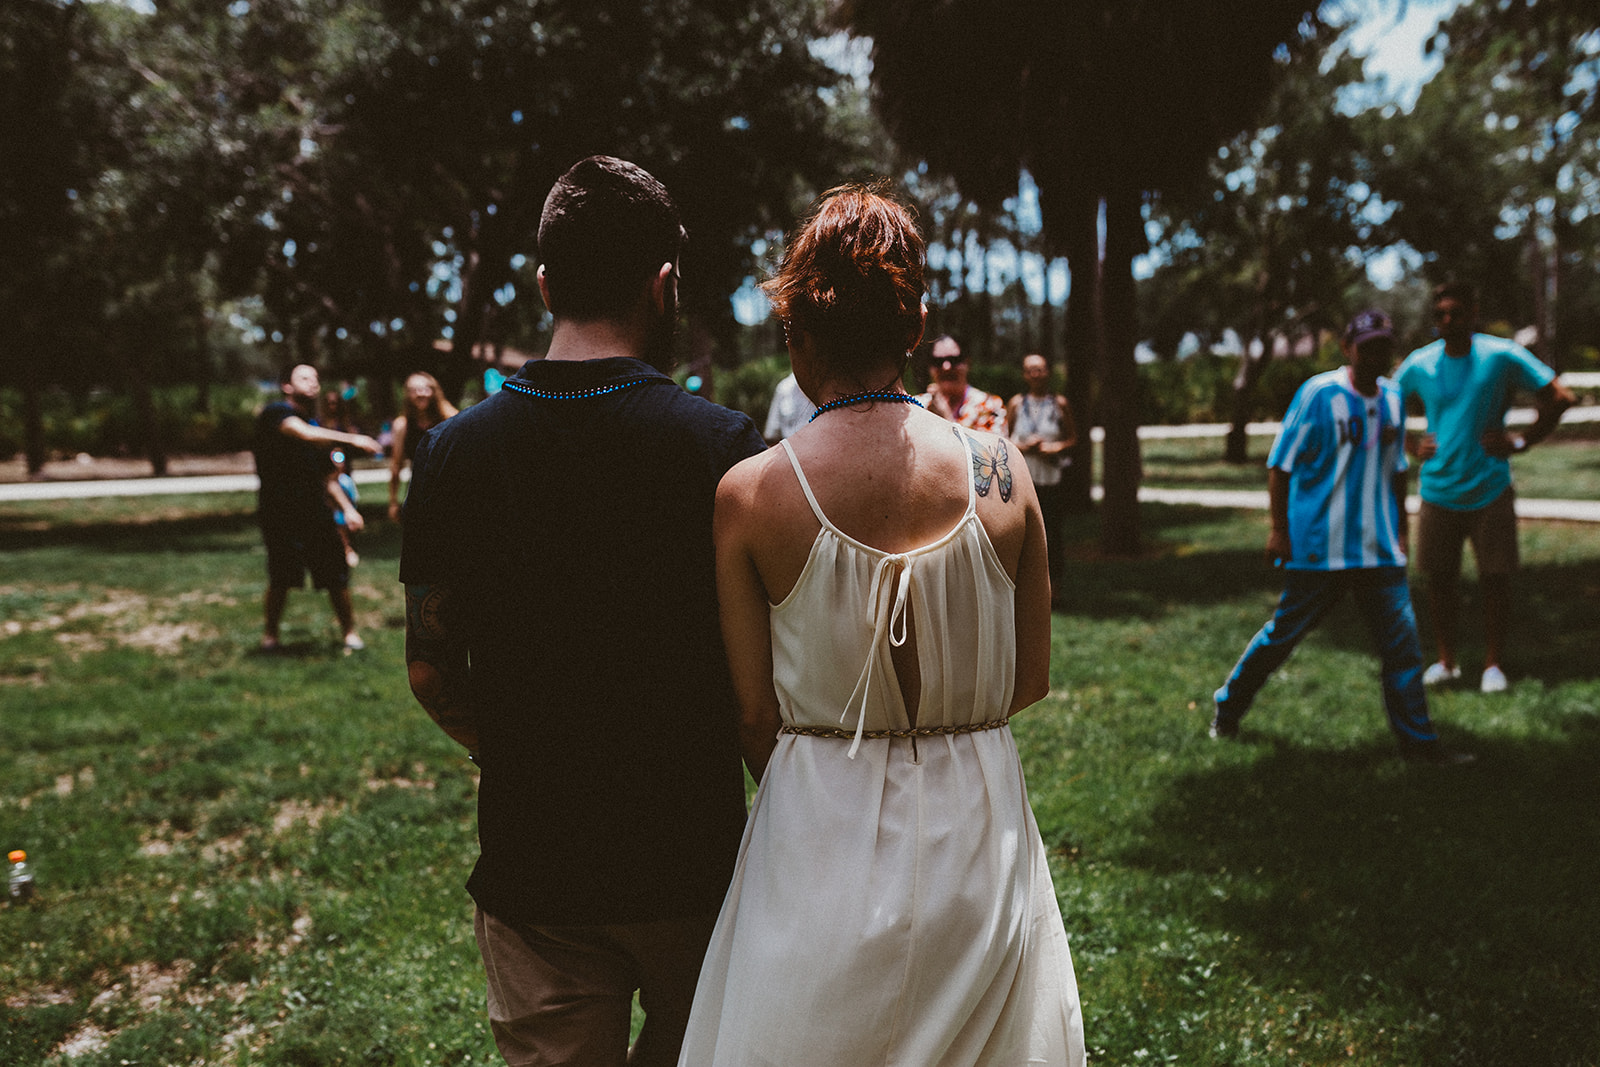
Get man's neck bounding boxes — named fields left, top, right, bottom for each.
left=1443, top=333, right=1473, bottom=358
left=544, top=318, right=643, bottom=363
left=938, top=381, right=968, bottom=407
left=1345, top=365, right=1379, bottom=398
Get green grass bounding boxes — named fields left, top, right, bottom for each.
left=1023, top=507, right=1600, bottom=1066
left=1, top=501, right=493, bottom=1066
left=3, top=493, right=1598, bottom=1065
left=1138, top=432, right=1600, bottom=501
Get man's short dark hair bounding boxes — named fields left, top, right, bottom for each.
left=537, top=156, right=685, bottom=321
left=1433, top=280, right=1478, bottom=307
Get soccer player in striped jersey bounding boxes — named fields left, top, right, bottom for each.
left=1210, top=309, right=1472, bottom=765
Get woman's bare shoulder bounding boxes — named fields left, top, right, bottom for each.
left=717, top=443, right=792, bottom=510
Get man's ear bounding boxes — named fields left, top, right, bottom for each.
left=652, top=262, right=676, bottom=316
left=536, top=265, right=555, bottom=316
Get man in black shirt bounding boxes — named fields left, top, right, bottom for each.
left=253, top=363, right=381, bottom=653
left=400, top=157, right=764, bottom=1067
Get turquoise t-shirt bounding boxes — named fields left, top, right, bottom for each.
left=1393, top=334, right=1554, bottom=511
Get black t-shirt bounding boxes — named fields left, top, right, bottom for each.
left=253, top=401, right=332, bottom=529
left=399, top=357, right=767, bottom=926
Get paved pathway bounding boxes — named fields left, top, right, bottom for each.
left=5, top=410, right=1599, bottom=521
left=1102, top=486, right=1600, bottom=523
left=8, top=464, right=1597, bottom=522
left=0, top=467, right=394, bottom=503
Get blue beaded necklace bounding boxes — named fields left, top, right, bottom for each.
left=500, top=376, right=654, bottom=400
left=809, top=388, right=924, bottom=423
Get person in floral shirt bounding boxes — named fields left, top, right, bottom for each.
left=920, top=335, right=1007, bottom=434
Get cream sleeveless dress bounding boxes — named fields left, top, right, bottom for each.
left=678, top=427, right=1085, bottom=1067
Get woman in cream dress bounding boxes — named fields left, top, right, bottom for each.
left=678, top=185, right=1085, bottom=1067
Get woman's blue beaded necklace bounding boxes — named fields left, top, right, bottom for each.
left=809, top=389, right=924, bottom=423
left=500, top=376, right=654, bottom=400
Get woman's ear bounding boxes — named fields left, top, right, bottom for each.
left=905, top=301, right=928, bottom=354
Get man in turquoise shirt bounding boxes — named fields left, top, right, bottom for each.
left=1393, top=282, right=1574, bottom=693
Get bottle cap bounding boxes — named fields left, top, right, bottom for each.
left=7, top=850, right=25, bottom=863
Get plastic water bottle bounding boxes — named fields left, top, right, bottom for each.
left=7, top=850, right=35, bottom=904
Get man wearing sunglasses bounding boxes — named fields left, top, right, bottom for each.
left=919, top=334, right=1008, bottom=434
left=1393, top=282, right=1574, bottom=694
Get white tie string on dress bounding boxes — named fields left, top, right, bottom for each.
left=841, top=552, right=913, bottom=758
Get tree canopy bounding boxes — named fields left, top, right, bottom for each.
left=0, top=0, right=875, bottom=470
left=1367, top=0, right=1600, bottom=368
left=840, top=0, right=1327, bottom=552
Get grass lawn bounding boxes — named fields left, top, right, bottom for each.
left=1138, top=430, right=1600, bottom=502
left=2, top=489, right=1597, bottom=1065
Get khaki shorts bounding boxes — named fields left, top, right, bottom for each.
left=474, top=906, right=717, bottom=1067
left=1416, top=488, right=1518, bottom=578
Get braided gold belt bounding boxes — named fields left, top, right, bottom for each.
left=779, top=718, right=1010, bottom=740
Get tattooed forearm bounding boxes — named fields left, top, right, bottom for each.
left=965, top=435, right=1015, bottom=502
left=405, top=583, right=453, bottom=639
left=405, top=583, right=478, bottom=755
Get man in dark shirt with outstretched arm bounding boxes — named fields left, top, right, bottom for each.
left=400, top=157, right=765, bottom=1067
left=253, top=363, right=382, bottom=653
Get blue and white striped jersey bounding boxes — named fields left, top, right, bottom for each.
left=1267, top=369, right=1409, bottom=571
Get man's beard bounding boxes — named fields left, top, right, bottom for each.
left=641, top=294, right=679, bottom=372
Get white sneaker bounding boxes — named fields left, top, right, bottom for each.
left=1480, top=665, right=1509, bottom=693
left=1422, top=662, right=1461, bottom=686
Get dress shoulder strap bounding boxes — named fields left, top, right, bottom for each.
left=779, top=439, right=834, bottom=529
left=951, top=425, right=979, bottom=516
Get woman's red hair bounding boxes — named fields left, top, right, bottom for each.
left=761, top=183, right=925, bottom=374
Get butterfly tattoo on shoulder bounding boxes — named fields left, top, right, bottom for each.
left=966, top=436, right=1014, bottom=502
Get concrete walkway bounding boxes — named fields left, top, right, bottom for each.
left=1106, top=486, right=1600, bottom=523
left=0, top=467, right=395, bottom=503
left=5, top=408, right=1599, bottom=522
left=6, top=462, right=1598, bottom=522
left=1091, top=401, right=1600, bottom=442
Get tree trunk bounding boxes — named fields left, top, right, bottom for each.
left=1059, top=188, right=1099, bottom=514
left=1528, top=227, right=1549, bottom=366
left=114, top=342, right=168, bottom=477
left=196, top=310, right=213, bottom=415
left=22, top=375, right=45, bottom=477
left=1038, top=255, right=1057, bottom=367
left=973, top=213, right=993, bottom=364
left=1224, top=332, right=1272, bottom=464
left=443, top=239, right=489, bottom=405
left=1098, top=187, right=1143, bottom=557
left=1551, top=215, right=1569, bottom=373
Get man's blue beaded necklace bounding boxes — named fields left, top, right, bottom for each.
left=500, top=376, right=654, bottom=400
left=809, top=389, right=924, bottom=423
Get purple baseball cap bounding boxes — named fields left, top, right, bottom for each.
left=1344, top=308, right=1394, bottom=345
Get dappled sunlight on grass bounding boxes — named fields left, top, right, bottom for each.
left=2, top=491, right=1596, bottom=1063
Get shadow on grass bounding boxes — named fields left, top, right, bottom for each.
left=1130, top=718, right=1600, bottom=1065
left=1059, top=504, right=1600, bottom=687
left=1057, top=504, right=1286, bottom=620
left=1301, top=556, right=1600, bottom=689
left=0, top=510, right=404, bottom=563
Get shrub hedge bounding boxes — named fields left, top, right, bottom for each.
left=1, top=348, right=1349, bottom=462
